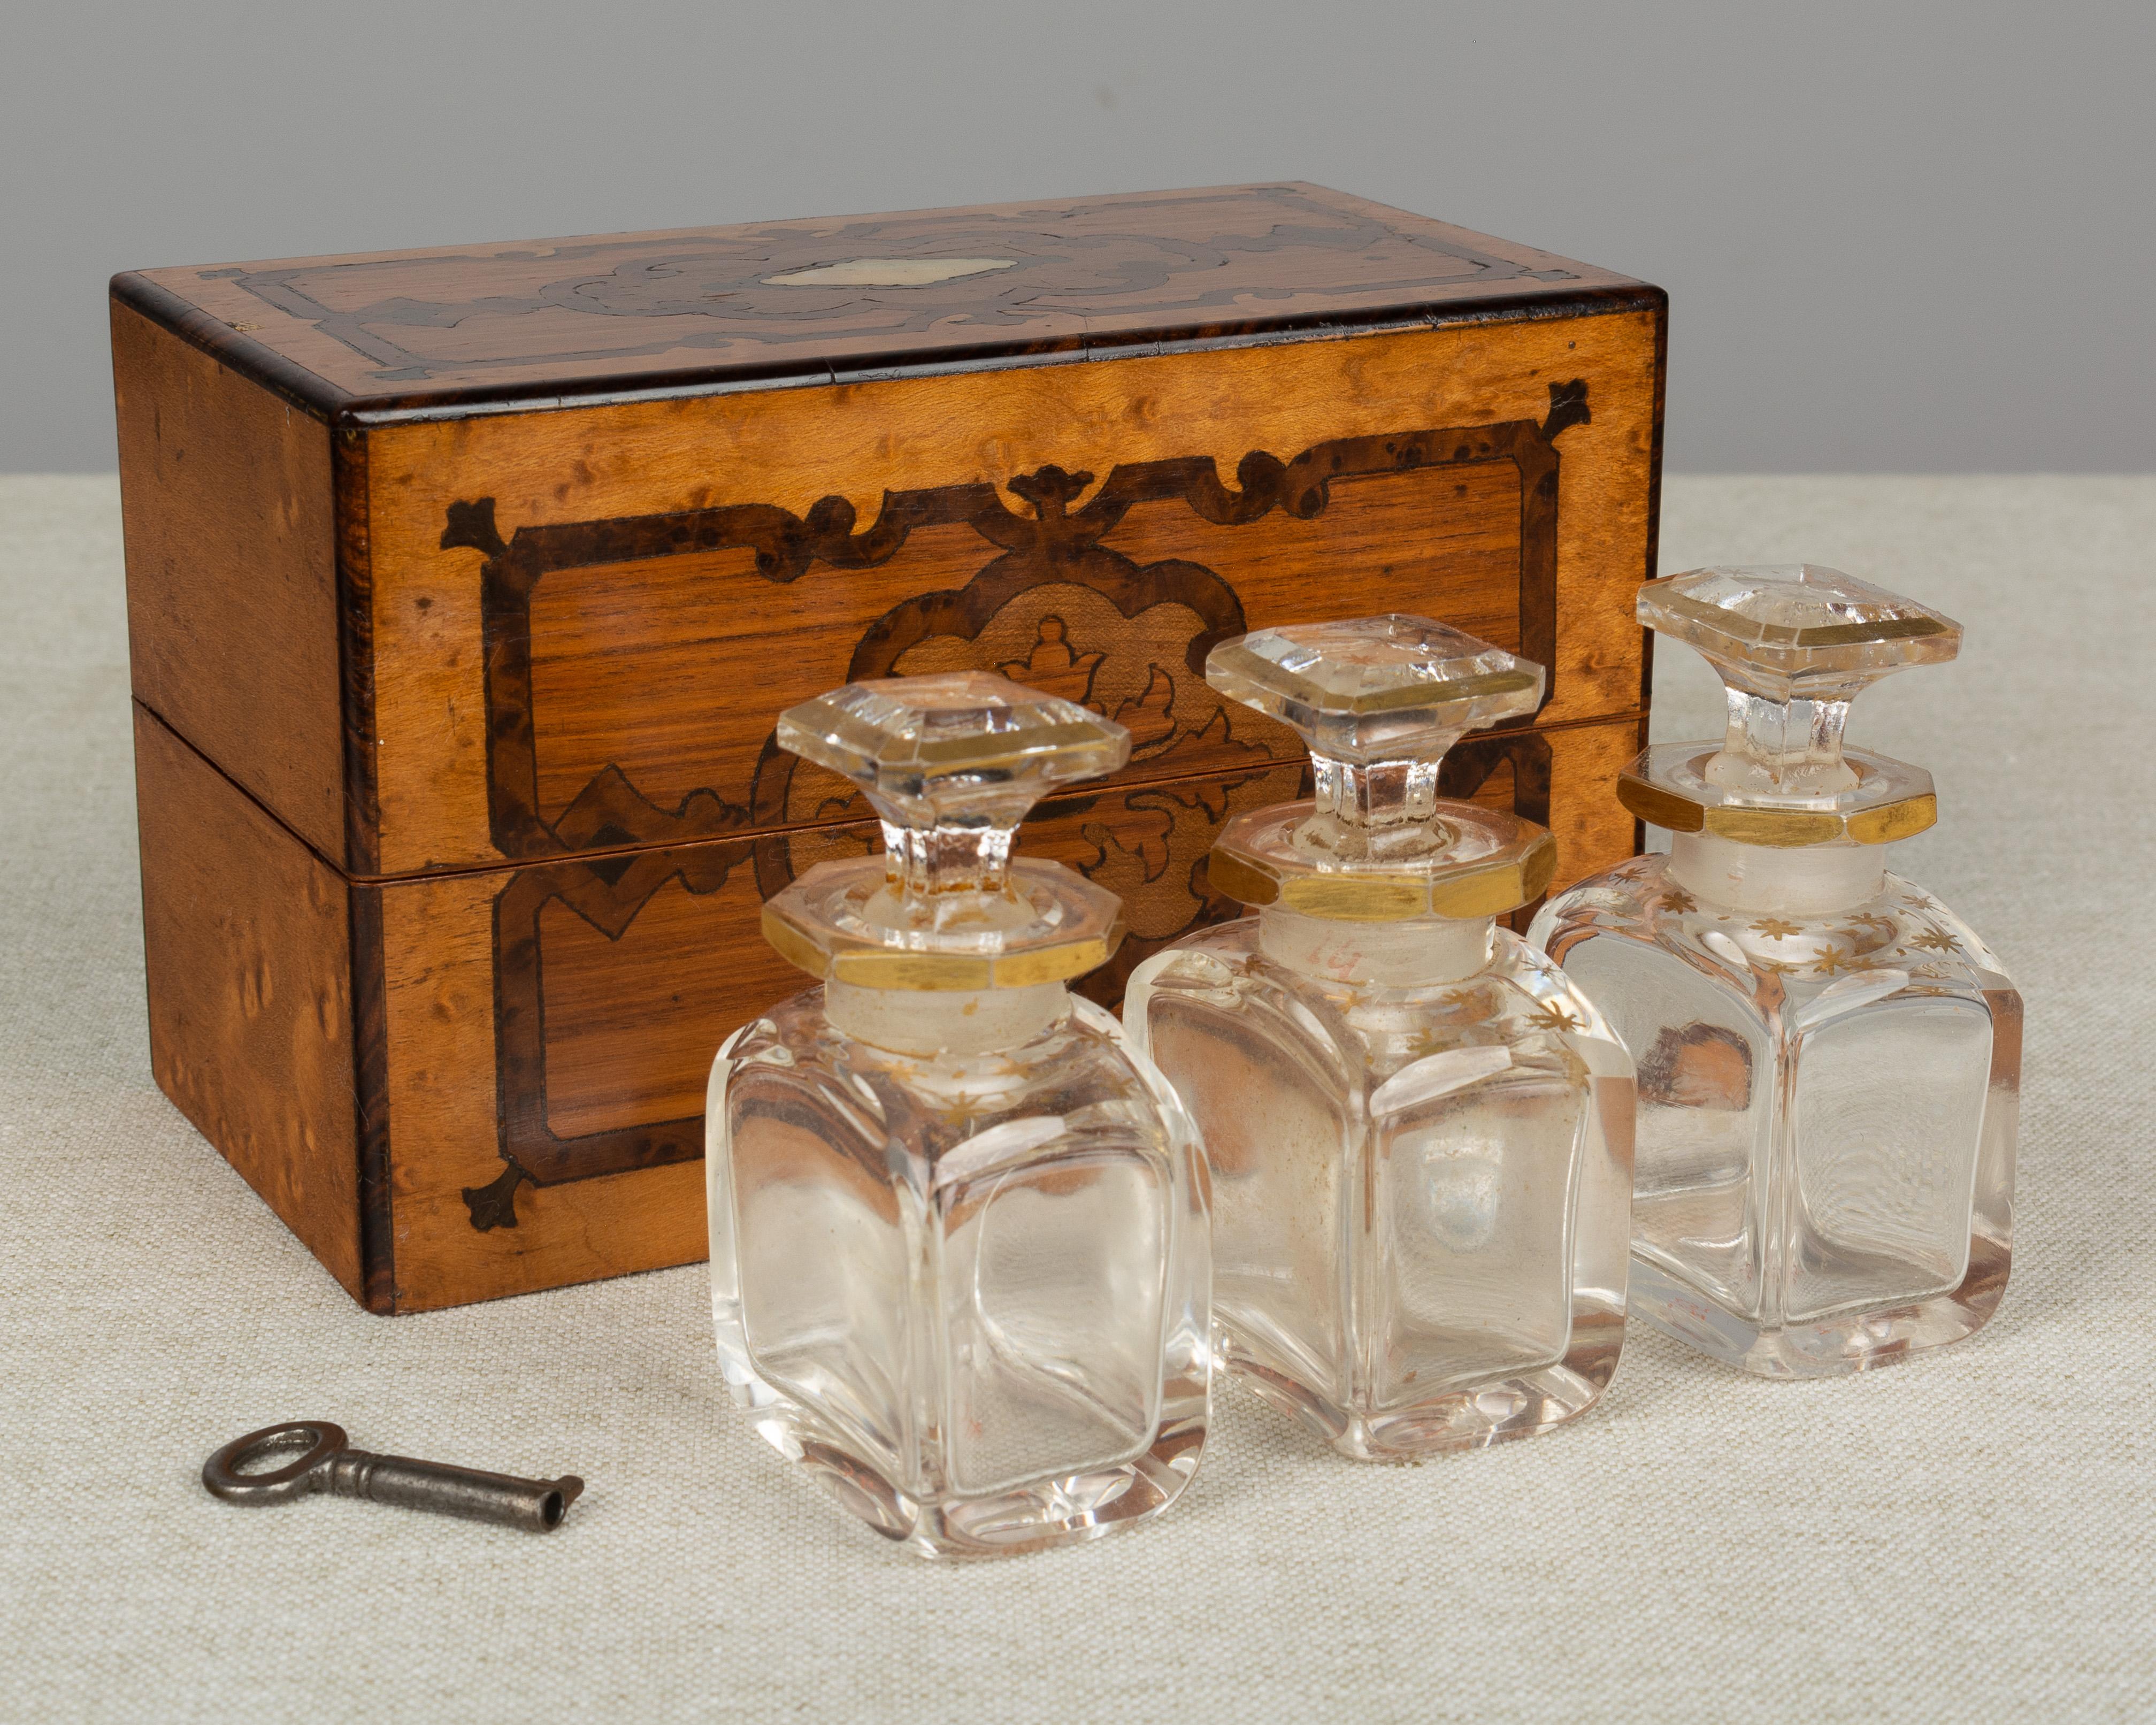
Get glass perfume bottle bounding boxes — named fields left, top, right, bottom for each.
left=1531, top=566, right=2019, bottom=1377
left=707, top=671, right=1210, bottom=1557
left=1125, top=616, right=1635, bottom=1460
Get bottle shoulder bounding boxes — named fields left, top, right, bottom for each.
left=718, top=986, right=1191, bottom=1159
left=1536, top=856, right=2017, bottom=1026
left=1131, top=919, right=1630, bottom=1083
left=1133, top=916, right=1264, bottom=976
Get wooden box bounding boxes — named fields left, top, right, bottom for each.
left=113, top=182, right=1664, bottom=1312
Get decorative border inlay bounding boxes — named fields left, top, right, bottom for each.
left=454, top=389, right=1586, bottom=1228
left=221, top=186, right=1592, bottom=385
left=449, top=384, right=1585, bottom=863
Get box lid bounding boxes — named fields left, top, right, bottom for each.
left=111, top=182, right=1652, bottom=426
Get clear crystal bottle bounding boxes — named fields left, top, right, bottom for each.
left=1124, top=616, right=1635, bottom=1460
left=1530, top=566, right=2020, bottom=1377
left=707, top=671, right=1210, bottom=1557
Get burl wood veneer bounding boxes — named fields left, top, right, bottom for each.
left=114, top=182, right=1666, bottom=1312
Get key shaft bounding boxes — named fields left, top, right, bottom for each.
left=202, top=1421, right=583, bottom=1533
left=322, top=1447, right=581, bottom=1531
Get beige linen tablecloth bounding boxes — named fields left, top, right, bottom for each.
left=2, top=476, right=2149, bottom=1722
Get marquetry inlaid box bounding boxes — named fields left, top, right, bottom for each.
left=112, top=182, right=1665, bottom=1312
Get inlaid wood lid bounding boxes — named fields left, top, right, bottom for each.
left=111, top=182, right=1649, bottom=423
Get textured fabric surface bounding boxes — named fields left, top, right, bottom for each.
left=2, top=476, right=2149, bottom=1722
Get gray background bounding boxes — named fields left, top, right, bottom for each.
left=3, top=0, right=2151, bottom=475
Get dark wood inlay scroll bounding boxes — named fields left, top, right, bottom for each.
left=148, top=185, right=1621, bottom=405
left=465, top=732, right=1556, bottom=1230
left=461, top=403, right=1585, bottom=1228
left=461, top=398, right=1582, bottom=865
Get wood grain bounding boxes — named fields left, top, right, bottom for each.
left=514, top=459, right=1526, bottom=847
left=536, top=865, right=807, bottom=1140
left=136, top=703, right=1640, bottom=1314
left=373, top=712, right=1638, bottom=1310
left=133, top=706, right=365, bottom=1299
left=1097, top=461, right=1524, bottom=647
left=378, top=860, right=712, bottom=1311
left=369, top=310, right=1660, bottom=875
left=114, top=304, right=346, bottom=862
left=112, top=187, right=1661, bottom=1312
left=523, top=522, right=989, bottom=832
left=119, top=183, right=1648, bottom=411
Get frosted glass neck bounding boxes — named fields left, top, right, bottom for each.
left=1667, top=832, right=1888, bottom=916
left=825, top=979, right=1070, bottom=1055
left=1260, top=907, right=1494, bottom=987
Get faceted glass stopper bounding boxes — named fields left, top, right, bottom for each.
left=1203, top=615, right=1555, bottom=917
left=1207, top=614, right=1544, bottom=765
left=1622, top=565, right=1956, bottom=841
left=763, top=671, right=1131, bottom=989
left=1640, top=564, right=1960, bottom=700
left=778, top=669, right=1129, bottom=831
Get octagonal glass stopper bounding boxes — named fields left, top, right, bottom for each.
left=1208, top=615, right=1543, bottom=863
left=1643, top=565, right=1959, bottom=800
left=1202, top=616, right=1557, bottom=921
left=1615, top=566, right=1960, bottom=850
left=760, top=671, right=1132, bottom=990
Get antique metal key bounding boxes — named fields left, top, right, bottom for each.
left=202, top=1421, right=583, bottom=1532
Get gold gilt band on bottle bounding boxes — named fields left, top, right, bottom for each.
left=760, top=904, right=1122, bottom=991
left=1615, top=773, right=1938, bottom=848
left=1207, top=830, right=1559, bottom=922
